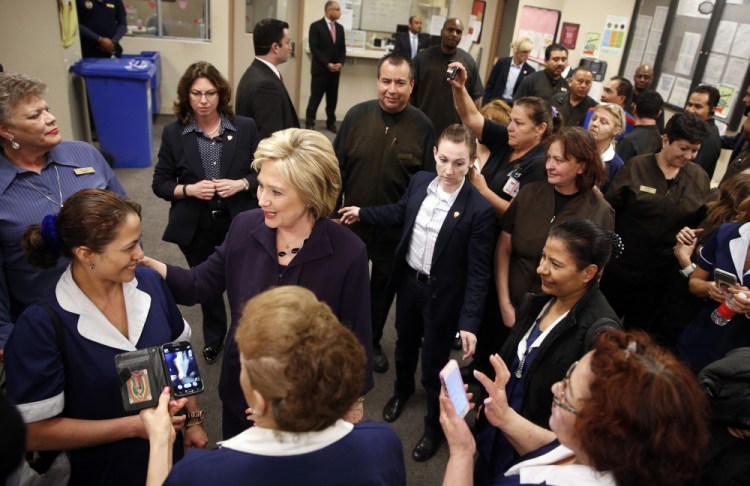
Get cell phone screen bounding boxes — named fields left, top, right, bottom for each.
left=162, top=342, right=204, bottom=397
left=440, top=360, right=470, bottom=418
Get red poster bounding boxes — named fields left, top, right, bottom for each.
left=560, top=22, right=579, bottom=50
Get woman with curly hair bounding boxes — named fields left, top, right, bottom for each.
left=440, top=329, right=709, bottom=486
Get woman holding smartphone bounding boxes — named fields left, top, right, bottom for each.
left=4, top=189, right=207, bottom=486
left=678, top=221, right=750, bottom=372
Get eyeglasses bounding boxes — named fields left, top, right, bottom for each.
left=552, top=360, right=579, bottom=415
left=189, top=90, right=219, bottom=100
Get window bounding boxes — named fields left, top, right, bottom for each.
left=125, top=0, right=210, bottom=40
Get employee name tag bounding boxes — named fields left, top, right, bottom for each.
left=106, top=3, right=115, bottom=8
left=74, top=167, right=96, bottom=175
left=503, top=175, right=520, bottom=198
left=639, top=185, right=657, bottom=194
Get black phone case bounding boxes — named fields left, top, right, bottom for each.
left=115, top=346, right=168, bottom=411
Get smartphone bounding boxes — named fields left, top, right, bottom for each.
left=440, top=359, right=470, bottom=418
left=446, top=66, right=458, bottom=80
left=162, top=341, right=204, bottom=397
left=714, top=268, right=738, bottom=290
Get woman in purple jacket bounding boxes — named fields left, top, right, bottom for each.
left=142, top=128, right=373, bottom=439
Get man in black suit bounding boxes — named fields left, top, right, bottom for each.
left=393, top=16, right=429, bottom=59
left=483, top=36, right=534, bottom=105
left=305, top=1, right=346, bottom=133
left=236, top=18, right=300, bottom=140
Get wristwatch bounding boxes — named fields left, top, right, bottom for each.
left=186, top=410, right=204, bottom=420
left=241, top=178, right=250, bottom=191
left=679, top=263, right=697, bottom=278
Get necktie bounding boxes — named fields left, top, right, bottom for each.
left=329, top=22, right=336, bottom=43
left=279, top=74, right=285, bottom=86
left=411, top=35, right=417, bottom=58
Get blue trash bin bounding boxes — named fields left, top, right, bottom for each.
left=120, top=51, right=161, bottom=114
left=71, top=58, right=155, bottom=168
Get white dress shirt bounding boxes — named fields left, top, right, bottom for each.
left=406, top=177, right=464, bottom=275
left=502, top=60, right=524, bottom=101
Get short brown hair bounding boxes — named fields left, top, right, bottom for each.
left=251, top=128, right=341, bottom=219
left=545, top=126, right=605, bottom=191
left=22, top=189, right=141, bottom=269
left=707, top=172, right=750, bottom=227
left=236, top=286, right=365, bottom=432
left=577, top=330, right=709, bottom=486
left=173, top=61, right=234, bottom=124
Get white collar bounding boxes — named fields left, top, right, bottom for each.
left=219, top=419, right=354, bottom=456
left=55, top=265, right=151, bottom=351
left=409, top=31, right=419, bottom=38
left=427, top=176, right=464, bottom=205
left=256, top=57, right=281, bottom=79
left=517, top=300, right=569, bottom=361
left=728, top=223, right=750, bottom=278
left=601, top=143, right=616, bottom=163
left=506, top=444, right=616, bottom=486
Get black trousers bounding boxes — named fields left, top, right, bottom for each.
left=178, top=208, right=230, bottom=350
left=394, top=274, right=455, bottom=439
left=366, top=240, right=398, bottom=349
left=305, top=72, right=340, bottom=126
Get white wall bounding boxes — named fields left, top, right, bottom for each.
left=0, top=1, right=86, bottom=140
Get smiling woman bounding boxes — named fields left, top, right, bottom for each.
left=5, top=189, right=204, bottom=485
left=601, top=113, right=711, bottom=341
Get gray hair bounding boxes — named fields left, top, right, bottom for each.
left=0, top=72, right=47, bottom=125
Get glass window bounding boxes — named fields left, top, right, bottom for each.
left=125, top=0, right=210, bottom=40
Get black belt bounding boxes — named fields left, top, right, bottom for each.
left=210, top=209, right=228, bottom=219
left=410, top=269, right=431, bottom=284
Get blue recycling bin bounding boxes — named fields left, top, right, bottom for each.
left=120, top=51, right=161, bottom=114
left=71, top=58, right=155, bottom=168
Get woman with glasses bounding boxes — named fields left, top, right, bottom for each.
left=152, top=61, right=259, bottom=365
left=472, top=219, right=621, bottom=485
left=440, top=329, right=708, bottom=486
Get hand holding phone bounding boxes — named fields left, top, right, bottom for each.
left=440, top=359, right=470, bottom=418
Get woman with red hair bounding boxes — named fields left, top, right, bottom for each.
left=440, top=330, right=709, bottom=486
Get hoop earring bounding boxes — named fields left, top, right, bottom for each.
left=10, top=140, right=20, bottom=150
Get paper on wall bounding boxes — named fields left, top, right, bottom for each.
left=723, top=57, right=750, bottom=88
left=712, top=20, right=738, bottom=55
left=668, top=76, right=692, bottom=107
left=675, top=32, right=702, bottom=76
left=731, top=24, right=750, bottom=59
left=657, top=73, right=676, bottom=101
left=702, top=53, right=727, bottom=86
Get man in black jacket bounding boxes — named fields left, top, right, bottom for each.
left=305, top=1, right=346, bottom=133
left=685, top=85, right=722, bottom=179
left=393, top=16, right=429, bottom=59
left=483, top=36, right=534, bottom=105
left=236, top=18, right=300, bottom=140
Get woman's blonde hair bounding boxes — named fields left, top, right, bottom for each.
left=593, top=103, right=626, bottom=136
left=251, top=128, right=341, bottom=219
left=511, top=37, right=533, bottom=53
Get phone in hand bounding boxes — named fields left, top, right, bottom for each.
left=440, top=359, right=470, bottom=418
left=447, top=66, right=458, bottom=80
left=162, top=341, right=204, bottom=397
left=714, top=268, right=738, bottom=291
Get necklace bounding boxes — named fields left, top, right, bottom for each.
left=202, top=119, right=221, bottom=137
left=23, top=165, right=64, bottom=207
left=277, top=239, right=306, bottom=257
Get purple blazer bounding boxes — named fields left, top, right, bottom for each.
left=165, top=209, right=373, bottom=426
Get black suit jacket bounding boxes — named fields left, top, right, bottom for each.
left=152, top=116, right=259, bottom=246
left=483, top=56, right=534, bottom=104
left=392, top=31, right=429, bottom=58
left=309, top=18, right=346, bottom=76
left=360, top=171, right=496, bottom=334
left=235, top=59, right=299, bottom=140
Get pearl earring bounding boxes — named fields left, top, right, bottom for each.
left=11, top=140, right=20, bottom=150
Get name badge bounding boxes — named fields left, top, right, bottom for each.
left=106, top=3, right=115, bottom=8
left=639, top=185, right=657, bottom=194
left=503, top=175, right=520, bottom=198
left=74, top=167, right=96, bottom=175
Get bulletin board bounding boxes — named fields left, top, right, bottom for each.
left=518, top=6, right=561, bottom=63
